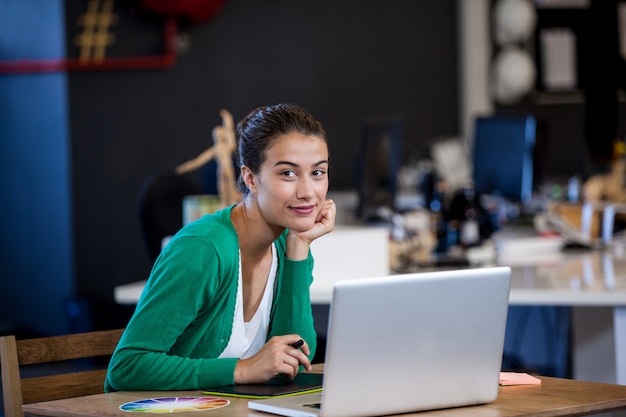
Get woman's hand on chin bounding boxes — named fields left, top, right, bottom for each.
left=286, top=199, right=336, bottom=260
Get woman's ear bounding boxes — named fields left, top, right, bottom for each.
left=240, top=166, right=256, bottom=192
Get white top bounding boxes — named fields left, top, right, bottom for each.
left=219, top=243, right=277, bottom=359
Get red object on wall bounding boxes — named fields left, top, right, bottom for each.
left=138, top=0, right=226, bottom=25
left=0, top=0, right=227, bottom=74
left=0, top=18, right=177, bottom=74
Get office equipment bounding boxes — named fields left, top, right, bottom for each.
left=248, top=267, right=512, bottom=417
left=0, top=328, right=124, bottom=417
left=471, top=115, right=536, bottom=205
left=203, top=373, right=323, bottom=399
left=355, top=116, right=404, bottom=220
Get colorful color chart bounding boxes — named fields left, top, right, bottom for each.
left=119, top=397, right=229, bottom=413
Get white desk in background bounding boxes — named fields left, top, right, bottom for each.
left=502, top=249, right=626, bottom=386
left=114, top=226, right=391, bottom=304
left=114, top=229, right=626, bottom=385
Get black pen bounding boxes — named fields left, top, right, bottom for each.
left=289, top=339, right=304, bottom=349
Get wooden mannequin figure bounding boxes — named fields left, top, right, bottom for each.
left=176, top=109, right=242, bottom=207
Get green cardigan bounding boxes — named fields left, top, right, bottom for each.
left=105, top=206, right=317, bottom=391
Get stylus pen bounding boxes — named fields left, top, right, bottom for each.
left=289, top=339, right=304, bottom=349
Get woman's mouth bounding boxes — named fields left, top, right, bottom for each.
left=290, top=205, right=315, bottom=215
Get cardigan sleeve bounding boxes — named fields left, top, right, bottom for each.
left=268, top=248, right=318, bottom=362
left=105, top=233, right=239, bottom=392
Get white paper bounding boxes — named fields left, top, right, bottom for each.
left=540, top=28, right=577, bottom=90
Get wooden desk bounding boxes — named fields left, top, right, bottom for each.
left=21, top=370, right=626, bottom=417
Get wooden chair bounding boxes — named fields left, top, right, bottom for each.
left=0, top=328, right=124, bottom=417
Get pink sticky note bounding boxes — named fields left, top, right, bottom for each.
left=499, top=372, right=542, bottom=386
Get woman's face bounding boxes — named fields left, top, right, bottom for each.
left=249, top=132, right=329, bottom=233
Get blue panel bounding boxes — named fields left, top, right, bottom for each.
left=472, top=116, right=536, bottom=204
left=0, top=0, right=73, bottom=336
left=502, top=306, right=571, bottom=378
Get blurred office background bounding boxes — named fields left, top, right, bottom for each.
left=2, top=0, right=626, bottom=379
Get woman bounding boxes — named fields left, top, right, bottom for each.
left=105, top=103, right=335, bottom=391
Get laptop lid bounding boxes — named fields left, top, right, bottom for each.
left=249, top=266, right=511, bottom=417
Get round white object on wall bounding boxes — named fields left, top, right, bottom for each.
left=491, top=46, right=536, bottom=104
left=493, top=0, right=537, bottom=45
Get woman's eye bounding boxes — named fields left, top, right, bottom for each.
left=281, top=170, right=296, bottom=178
left=312, top=169, right=326, bottom=177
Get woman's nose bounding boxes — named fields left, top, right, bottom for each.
left=297, top=177, right=315, bottom=199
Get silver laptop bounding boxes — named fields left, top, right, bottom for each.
left=249, top=266, right=511, bottom=417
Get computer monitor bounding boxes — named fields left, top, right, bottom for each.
left=472, top=116, right=536, bottom=204
left=355, top=116, right=404, bottom=220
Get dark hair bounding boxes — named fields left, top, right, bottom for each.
left=235, top=103, right=327, bottom=193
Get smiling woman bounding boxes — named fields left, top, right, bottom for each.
left=105, top=104, right=336, bottom=392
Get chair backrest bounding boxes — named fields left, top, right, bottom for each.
left=137, top=171, right=202, bottom=262
left=0, top=328, right=124, bottom=417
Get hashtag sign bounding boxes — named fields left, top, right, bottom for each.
left=74, top=0, right=118, bottom=63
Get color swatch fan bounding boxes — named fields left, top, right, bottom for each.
left=119, top=397, right=229, bottom=413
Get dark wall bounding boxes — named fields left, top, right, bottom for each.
left=65, top=1, right=458, bottom=325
